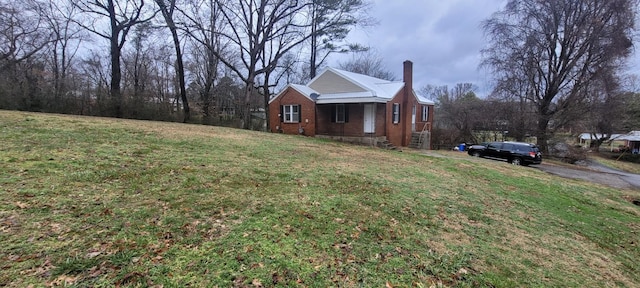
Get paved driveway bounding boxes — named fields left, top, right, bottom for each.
left=423, top=150, right=640, bottom=190
left=535, top=161, right=640, bottom=190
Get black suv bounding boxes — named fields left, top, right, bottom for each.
left=467, top=141, right=542, bottom=166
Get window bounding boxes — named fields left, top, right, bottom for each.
left=335, top=104, right=345, bottom=123
left=421, top=105, right=429, bottom=122
left=331, top=104, right=349, bottom=123
left=392, top=103, right=400, bottom=124
left=487, top=142, right=502, bottom=150
left=282, top=105, right=300, bottom=123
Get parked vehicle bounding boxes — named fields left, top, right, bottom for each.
left=467, top=141, right=542, bottom=165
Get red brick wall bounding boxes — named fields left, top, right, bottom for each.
left=375, top=103, right=386, bottom=137
left=269, top=61, right=434, bottom=146
left=316, top=103, right=363, bottom=136
left=384, top=90, right=435, bottom=147
left=385, top=92, right=405, bottom=147
left=316, top=103, right=387, bottom=137
left=269, top=88, right=316, bottom=136
left=415, top=103, right=434, bottom=133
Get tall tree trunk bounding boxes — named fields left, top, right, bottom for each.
left=242, top=78, right=254, bottom=129
left=309, top=2, right=317, bottom=79
left=536, top=114, right=550, bottom=153
left=157, top=0, right=190, bottom=123
left=201, top=52, right=216, bottom=124
left=262, top=72, right=271, bottom=131
left=110, top=33, right=122, bottom=118
left=171, top=28, right=189, bottom=123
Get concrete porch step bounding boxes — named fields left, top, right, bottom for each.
left=378, top=140, right=400, bottom=151
left=408, top=132, right=423, bottom=149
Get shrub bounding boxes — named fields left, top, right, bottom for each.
left=547, top=142, right=587, bottom=163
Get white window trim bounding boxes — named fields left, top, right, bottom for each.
left=422, top=105, right=429, bottom=122
left=283, top=105, right=299, bottom=123
left=392, top=103, right=400, bottom=124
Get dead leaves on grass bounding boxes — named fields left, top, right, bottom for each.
left=15, top=201, right=29, bottom=209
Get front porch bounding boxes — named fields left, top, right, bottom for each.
left=315, top=103, right=386, bottom=137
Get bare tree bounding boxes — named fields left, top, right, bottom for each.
left=73, top=0, right=157, bottom=118
left=80, top=52, right=111, bottom=114
left=37, top=0, right=84, bottom=106
left=182, top=0, right=229, bottom=124
left=580, top=69, right=627, bottom=150
left=0, top=0, right=55, bottom=111
left=151, top=45, right=183, bottom=118
left=422, top=83, right=484, bottom=144
left=620, top=75, right=640, bottom=132
left=122, top=23, right=154, bottom=118
left=338, top=50, right=395, bottom=80
left=155, top=0, right=190, bottom=122
left=482, top=0, right=637, bottom=152
left=208, top=0, right=314, bottom=129
left=0, top=0, right=52, bottom=68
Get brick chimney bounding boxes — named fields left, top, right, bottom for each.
left=403, top=60, right=413, bottom=93
left=401, top=60, right=413, bottom=146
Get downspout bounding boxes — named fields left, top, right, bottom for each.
left=276, top=97, right=283, bottom=133
left=384, top=103, right=387, bottom=144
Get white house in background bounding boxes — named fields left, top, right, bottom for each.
left=577, top=133, right=623, bottom=146
left=578, top=131, right=640, bottom=153
left=616, top=131, right=640, bottom=153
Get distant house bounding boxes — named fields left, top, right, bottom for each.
left=578, top=132, right=640, bottom=152
left=268, top=61, right=434, bottom=149
left=577, top=133, right=623, bottom=147
left=616, top=131, right=640, bottom=153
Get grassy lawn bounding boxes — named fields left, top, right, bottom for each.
left=1, top=111, right=639, bottom=287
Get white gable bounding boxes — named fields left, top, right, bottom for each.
left=306, top=67, right=405, bottom=104
left=308, top=70, right=366, bottom=94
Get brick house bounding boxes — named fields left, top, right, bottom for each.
left=268, top=61, right=434, bottom=149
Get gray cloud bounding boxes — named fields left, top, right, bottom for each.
left=331, top=0, right=640, bottom=97
left=331, top=0, right=507, bottom=96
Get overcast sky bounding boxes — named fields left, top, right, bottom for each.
left=331, top=0, right=640, bottom=97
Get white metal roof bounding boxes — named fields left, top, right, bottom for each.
left=578, top=132, right=637, bottom=141
left=616, top=131, right=640, bottom=141
left=306, top=67, right=405, bottom=104
left=268, top=84, right=319, bottom=104
left=271, top=66, right=435, bottom=105
left=415, top=92, right=435, bottom=105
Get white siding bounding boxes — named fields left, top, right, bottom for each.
left=309, top=71, right=366, bottom=94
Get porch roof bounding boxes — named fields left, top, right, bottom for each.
left=315, top=91, right=389, bottom=104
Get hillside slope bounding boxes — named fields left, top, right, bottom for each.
left=1, top=111, right=639, bottom=287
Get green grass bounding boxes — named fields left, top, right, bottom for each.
left=1, top=111, right=639, bottom=287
